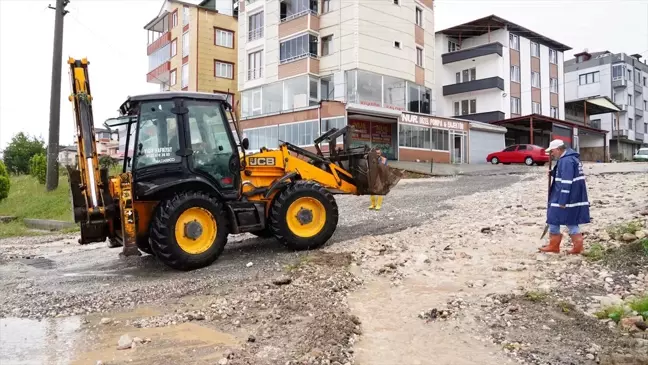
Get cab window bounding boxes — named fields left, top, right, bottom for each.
left=135, top=101, right=182, bottom=169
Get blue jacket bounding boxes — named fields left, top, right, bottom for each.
left=546, top=149, right=590, bottom=226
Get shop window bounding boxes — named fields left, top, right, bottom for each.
left=278, top=120, right=319, bottom=146
left=283, top=76, right=309, bottom=110
left=321, top=76, right=334, bottom=100
left=383, top=75, right=406, bottom=111
left=346, top=70, right=357, bottom=103
left=357, top=70, right=382, bottom=107
left=262, top=82, right=283, bottom=115
left=321, top=117, right=346, bottom=144
left=431, top=128, right=449, bottom=151
left=399, top=124, right=430, bottom=149
left=244, top=126, right=279, bottom=151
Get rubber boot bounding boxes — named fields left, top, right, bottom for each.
left=539, top=234, right=562, bottom=253
left=568, top=234, right=584, bottom=255
left=375, top=196, right=384, bottom=210
left=369, top=196, right=376, bottom=210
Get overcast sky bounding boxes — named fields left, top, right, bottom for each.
left=0, top=0, right=647, bottom=149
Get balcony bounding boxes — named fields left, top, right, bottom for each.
left=441, top=42, right=503, bottom=65
left=636, top=131, right=645, bottom=142
left=279, top=57, right=319, bottom=79
left=636, top=107, right=644, bottom=118
left=454, top=111, right=505, bottom=123
left=279, top=0, right=319, bottom=38
left=635, top=82, right=643, bottom=94
left=612, top=129, right=629, bottom=138
left=147, top=61, right=170, bottom=84
left=612, top=78, right=627, bottom=89
left=442, top=77, right=505, bottom=96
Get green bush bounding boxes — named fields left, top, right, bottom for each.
left=0, top=161, right=10, bottom=202
left=3, top=132, right=46, bottom=175
left=29, top=154, right=47, bottom=185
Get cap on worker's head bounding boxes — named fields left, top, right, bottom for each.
left=545, top=139, right=566, bottom=152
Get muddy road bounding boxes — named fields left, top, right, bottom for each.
left=1, top=162, right=647, bottom=365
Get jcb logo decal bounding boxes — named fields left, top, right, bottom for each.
left=249, top=157, right=276, bottom=166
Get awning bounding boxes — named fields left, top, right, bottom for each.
left=565, top=96, right=621, bottom=115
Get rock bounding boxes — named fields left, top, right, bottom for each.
left=586, top=354, right=595, bottom=360
left=480, top=227, right=492, bottom=234
left=636, top=321, right=648, bottom=331
left=272, top=275, right=292, bottom=286
left=218, top=358, right=228, bottom=365
left=619, top=316, right=645, bottom=332
left=592, top=294, right=624, bottom=308
left=100, top=317, right=112, bottom=325
left=132, top=337, right=143, bottom=344
left=636, top=230, right=647, bottom=239
left=246, top=262, right=254, bottom=268
left=247, top=334, right=256, bottom=343
left=622, top=233, right=637, bottom=242
left=117, top=334, right=133, bottom=350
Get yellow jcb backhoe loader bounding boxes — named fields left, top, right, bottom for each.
left=66, top=58, right=402, bottom=271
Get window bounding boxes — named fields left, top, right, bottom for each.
left=171, top=39, right=177, bottom=57
left=415, top=7, right=423, bottom=27
left=182, top=31, right=189, bottom=57
left=321, top=117, right=346, bottom=144
left=135, top=101, right=181, bottom=169
left=245, top=126, right=279, bottom=150
left=635, top=69, right=642, bottom=84
left=186, top=100, right=236, bottom=188
left=399, top=124, right=430, bottom=149
left=280, top=0, right=318, bottom=21
left=283, top=76, right=309, bottom=110
left=416, top=47, right=423, bottom=67
left=181, top=63, right=189, bottom=88
left=530, top=42, right=540, bottom=58
left=509, top=34, right=519, bottom=51
left=247, top=50, right=263, bottom=80
left=215, top=29, right=234, bottom=48
left=503, top=145, right=518, bottom=152
left=532, top=102, right=541, bottom=114
left=627, top=69, right=632, bottom=80
left=394, top=41, right=401, bottom=49
left=455, top=72, right=460, bottom=83
left=183, top=6, right=190, bottom=25
left=629, top=118, right=633, bottom=130
left=278, top=120, right=319, bottom=146
left=407, top=82, right=431, bottom=114
left=550, top=78, right=558, bottom=93
left=511, top=97, right=521, bottom=114
left=628, top=95, right=632, bottom=106
left=280, top=34, right=318, bottom=63
left=549, top=49, right=557, bottom=64
left=170, top=69, right=177, bottom=86
left=644, top=76, right=647, bottom=86
left=320, top=76, right=334, bottom=100
left=460, top=68, right=476, bottom=83
left=383, top=75, right=406, bottom=110
left=590, top=119, right=601, bottom=129
left=322, top=0, right=331, bottom=13
left=510, top=65, right=520, bottom=82
left=644, top=100, right=647, bottom=111
left=448, top=40, right=460, bottom=53
left=321, top=35, right=333, bottom=56
left=456, top=99, right=476, bottom=115
left=215, top=61, right=233, bottom=79
left=248, top=12, right=264, bottom=41
left=612, top=64, right=624, bottom=81
left=430, top=129, right=449, bottom=151
left=454, top=102, right=460, bottom=116
left=393, top=0, right=399, bottom=4
left=531, top=71, right=541, bottom=88
left=172, top=10, right=178, bottom=28
left=551, top=106, right=558, bottom=118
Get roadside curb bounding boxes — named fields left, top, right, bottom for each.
left=0, top=216, right=17, bottom=223
left=23, top=219, right=76, bottom=231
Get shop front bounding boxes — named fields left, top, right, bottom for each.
left=347, top=117, right=398, bottom=160
left=398, top=112, right=469, bottom=164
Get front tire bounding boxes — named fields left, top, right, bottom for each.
left=525, top=157, right=534, bottom=166
left=270, top=181, right=338, bottom=251
left=491, top=157, right=499, bottom=164
left=149, top=191, right=228, bottom=271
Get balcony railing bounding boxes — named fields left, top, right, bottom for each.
left=442, top=77, right=505, bottom=96
left=635, top=107, right=644, bottom=118
left=634, top=82, right=643, bottom=94
left=441, top=42, right=503, bottom=65
left=612, top=78, right=627, bottom=89
left=636, top=131, right=645, bottom=141
left=612, top=129, right=629, bottom=138
left=247, top=67, right=264, bottom=80
left=248, top=28, right=264, bottom=41
left=280, top=52, right=317, bottom=65
left=281, top=9, right=317, bottom=23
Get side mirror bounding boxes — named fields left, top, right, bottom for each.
left=241, top=137, right=250, bottom=150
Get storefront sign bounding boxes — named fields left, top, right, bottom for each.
left=400, top=113, right=466, bottom=131
left=371, top=123, right=392, bottom=145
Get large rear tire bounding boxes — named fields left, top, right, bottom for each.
left=270, top=181, right=338, bottom=251
left=149, top=191, right=228, bottom=271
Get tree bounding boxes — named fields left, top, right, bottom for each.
left=0, top=161, right=10, bottom=202
left=3, top=132, right=46, bottom=175
left=29, top=154, right=47, bottom=185
left=99, top=155, right=118, bottom=170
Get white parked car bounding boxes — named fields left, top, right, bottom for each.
left=633, top=148, right=648, bottom=162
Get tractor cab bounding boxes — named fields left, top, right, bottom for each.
left=105, top=92, right=245, bottom=201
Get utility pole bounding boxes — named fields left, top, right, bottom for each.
left=46, top=0, right=69, bottom=191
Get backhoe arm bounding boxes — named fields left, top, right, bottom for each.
left=67, top=58, right=110, bottom=243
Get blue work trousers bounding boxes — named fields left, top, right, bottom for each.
left=549, top=224, right=580, bottom=235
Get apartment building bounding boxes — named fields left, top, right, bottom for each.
left=435, top=15, right=570, bottom=123
left=564, top=51, right=648, bottom=160
left=144, top=0, right=239, bottom=109
left=236, top=0, right=477, bottom=163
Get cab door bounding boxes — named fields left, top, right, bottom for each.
left=183, top=99, right=240, bottom=195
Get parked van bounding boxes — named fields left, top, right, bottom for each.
left=633, top=148, right=648, bottom=162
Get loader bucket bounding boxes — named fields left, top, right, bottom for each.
left=350, top=151, right=402, bottom=195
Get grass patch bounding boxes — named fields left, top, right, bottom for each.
left=583, top=242, right=606, bottom=261
left=606, top=220, right=644, bottom=240
left=599, top=240, right=648, bottom=274
left=629, top=295, right=648, bottom=319
left=524, top=290, right=549, bottom=302
left=0, top=220, right=47, bottom=239
left=594, top=305, right=627, bottom=323
left=0, top=175, right=73, bottom=222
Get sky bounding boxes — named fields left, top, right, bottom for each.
left=0, top=0, right=647, bottom=150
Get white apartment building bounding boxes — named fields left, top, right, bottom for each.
left=236, top=0, right=479, bottom=164
left=564, top=51, right=648, bottom=160
left=435, top=15, right=570, bottom=123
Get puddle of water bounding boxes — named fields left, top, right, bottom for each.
left=0, top=316, right=82, bottom=365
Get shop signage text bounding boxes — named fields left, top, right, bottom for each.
left=400, top=113, right=466, bottom=131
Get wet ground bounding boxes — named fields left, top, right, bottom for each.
left=1, top=162, right=646, bottom=364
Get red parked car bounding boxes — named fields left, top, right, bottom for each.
left=486, top=144, right=550, bottom=166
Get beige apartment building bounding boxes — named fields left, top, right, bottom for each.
left=145, top=0, right=239, bottom=113
left=236, top=0, right=465, bottom=163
